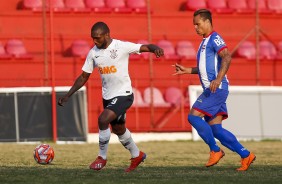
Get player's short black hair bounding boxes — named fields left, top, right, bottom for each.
left=194, top=9, right=212, bottom=26
left=91, top=22, right=110, bottom=34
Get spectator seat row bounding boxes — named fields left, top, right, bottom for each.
left=22, top=0, right=149, bottom=13
left=185, top=0, right=282, bottom=14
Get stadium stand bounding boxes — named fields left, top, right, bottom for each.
left=5, top=39, right=33, bottom=59
left=105, top=0, right=132, bottom=13
left=277, top=41, right=282, bottom=59
left=206, top=0, right=234, bottom=13
left=0, top=42, right=12, bottom=59
left=127, top=0, right=148, bottom=13
left=236, top=41, right=256, bottom=60
left=46, top=0, right=70, bottom=12
left=64, top=0, right=90, bottom=12
left=227, top=0, right=253, bottom=13
left=267, top=0, right=282, bottom=13
left=157, top=40, right=179, bottom=60
left=22, top=0, right=42, bottom=11
left=259, top=40, right=277, bottom=60
left=84, top=0, right=111, bottom=13
left=1, top=0, right=282, bottom=132
left=132, top=87, right=149, bottom=107
left=143, top=87, right=171, bottom=107
left=164, top=87, right=183, bottom=106
left=176, top=41, right=196, bottom=60
left=185, top=0, right=207, bottom=11
left=248, top=0, right=273, bottom=13
left=70, top=40, right=91, bottom=58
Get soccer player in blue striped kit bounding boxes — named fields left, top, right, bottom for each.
left=173, top=9, right=256, bottom=171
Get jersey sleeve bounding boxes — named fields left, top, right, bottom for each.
left=211, top=33, right=227, bottom=54
left=122, top=41, right=142, bottom=54
left=82, top=49, right=95, bottom=73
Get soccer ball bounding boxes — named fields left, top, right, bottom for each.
left=33, top=144, right=55, bottom=164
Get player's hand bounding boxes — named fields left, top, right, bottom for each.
left=58, top=96, right=69, bottom=106
left=154, top=48, right=164, bottom=58
left=172, top=63, right=188, bottom=75
left=209, top=79, right=221, bottom=93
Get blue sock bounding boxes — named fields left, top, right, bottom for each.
left=188, top=115, right=220, bottom=152
left=211, top=124, right=250, bottom=158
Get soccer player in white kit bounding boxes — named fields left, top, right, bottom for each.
left=58, top=22, right=164, bottom=172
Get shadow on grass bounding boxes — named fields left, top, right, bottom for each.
left=0, top=165, right=281, bottom=184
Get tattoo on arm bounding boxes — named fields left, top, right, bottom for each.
left=217, top=48, right=231, bottom=80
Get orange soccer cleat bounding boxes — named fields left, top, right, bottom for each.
left=89, top=156, right=107, bottom=171
left=206, top=149, right=225, bottom=167
left=237, top=152, right=256, bottom=171
left=125, top=151, right=146, bottom=172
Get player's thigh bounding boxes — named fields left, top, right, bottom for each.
left=104, top=94, right=134, bottom=117
left=189, top=108, right=205, bottom=117
left=208, top=115, right=223, bottom=125
left=98, top=109, right=117, bottom=124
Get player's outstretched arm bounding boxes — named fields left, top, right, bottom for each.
left=58, top=71, right=90, bottom=106
left=140, top=44, right=164, bottom=58
left=172, top=63, right=198, bottom=75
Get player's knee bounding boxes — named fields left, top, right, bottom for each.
left=98, top=116, right=109, bottom=129
left=188, top=114, right=199, bottom=124
left=111, top=124, right=126, bottom=135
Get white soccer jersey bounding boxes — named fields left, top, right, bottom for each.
left=82, top=39, right=142, bottom=100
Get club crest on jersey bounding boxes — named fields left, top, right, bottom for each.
left=110, top=49, right=118, bottom=59
left=201, top=45, right=206, bottom=52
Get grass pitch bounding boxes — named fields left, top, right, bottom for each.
left=0, top=141, right=281, bottom=184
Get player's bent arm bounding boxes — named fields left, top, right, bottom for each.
left=139, top=44, right=164, bottom=58
left=58, top=71, right=90, bottom=106
left=217, top=48, right=231, bottom=81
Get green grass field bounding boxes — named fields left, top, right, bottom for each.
left=0, top=141, right=281, bottom=184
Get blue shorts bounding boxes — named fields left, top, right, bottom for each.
left=192, top=88, right=229, bottom=122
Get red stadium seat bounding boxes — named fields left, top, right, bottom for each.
left=227, top=0, right=253, bottom=13
left=0, top=42, right=12, bottom=59
left=237, top=41, right=256, bottom=60
left=248, top=0, right=273, bottom=13
left=132, top=88, right=149, bottom=107
left=105, top=0, right=132, bottom=13
left=259, top=40, right=277, bottom=60
left=71, top=40, right=91, bottom=58
left=176, top=41, right=196, bottom=60
left=143, top=87, right=171, bottom=107
left=127, top=0, right=148, bottom=13
left=65, top=0, right=90, bottom=12
left=164, top=87, right=183, bottom=106
left=46, top=0, right=70, bottom=12
left=207, top=0, right=234, bottom=13
left=185, top=0, right=207, bottom=11
left=5, top=39, right=33, bottom=59
left=277, top=41, right=282, bottom=59
left=22, top=0, right=42, bottom=11
left=85, top=0, right=111, bottom=13
left=157, top=40, right=180, bottom=60
left=267, top=0, right=282, bottom=13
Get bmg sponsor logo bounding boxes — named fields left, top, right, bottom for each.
left=98, top=66, right=117, bottom=74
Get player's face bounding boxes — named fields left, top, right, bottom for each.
left=193, top=15, right=211, bottom=37
left=91, top=29, right=109, bottom=49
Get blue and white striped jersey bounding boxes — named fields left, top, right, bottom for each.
left=197, top=31, right=229, bottom=91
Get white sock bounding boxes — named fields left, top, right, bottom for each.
left=118, top=128, right=140, bottom=158
left=98, top=128, right=111, bottom=160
